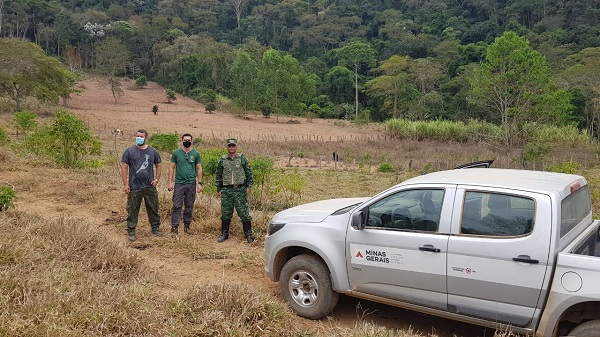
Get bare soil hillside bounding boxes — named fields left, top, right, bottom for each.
left=4, top=78, right=495, bottom=337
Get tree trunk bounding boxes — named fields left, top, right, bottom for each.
left=354, top=65, right=359, bottom=117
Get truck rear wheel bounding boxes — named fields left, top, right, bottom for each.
left=279, top=254, right=339, bottom=319
left=569, top=320, right=600, bottom=337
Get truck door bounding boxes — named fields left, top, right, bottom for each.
left=446, top=188, right=552, bottom=327
left=346, top=186, right=455, bottom=311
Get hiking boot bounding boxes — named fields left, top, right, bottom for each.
left=128, top=232, right=137, bottom=242
left=217, top=231, right=229, bottom=242
left=244, top=230, right=254, bottom=243
left=184, top=224, right=194, bottom=235
left=170, top=227, right=178, bottom=237
left=151, top=228, right=162, bottom=237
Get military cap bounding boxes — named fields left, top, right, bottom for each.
left=226, top=138, right=237, bottom=145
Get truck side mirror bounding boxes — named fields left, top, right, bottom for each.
left=352, top=210, right=365, bottom=230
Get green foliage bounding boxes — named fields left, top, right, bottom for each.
left=378, top=163, right=394, bottom=173
left=201, top=148, right=228, bottom=175
left=148, top=133, right=178, bottom=152
left=198, top=148, right=228, bottom=195
left=0, top=186, right=16, bottom=210
left=249, top=156, right=275, bottom=207
left=205, top=102, right=216, bottom=113
left=166, top=89, right=177, bottom=103
left=152, top=105, right=159, bottom=114
left=250, top=156, right=274, bottom=188
left=0, top=39, right=73, bottom=111
left=273, top=170, right=305, bottom=207
left=135, top=75, right=148, bottom=89
left=260, top=105, right=274, bottom=118
left=190, top=87, right=217, bottom=103
left=545, top=162, right=582, bottom=174
left=14, top=111, right=37, bottom=137
left=25, top=125, right=55, bottom=156
left=0, top=127, right=9, bottom=146
left=51, top=110, right=102, bottom=167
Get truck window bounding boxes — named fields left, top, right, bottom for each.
left=561, top=185, right=591, bottom=237
left=366, top=189, right=444, bottom=232
left=461, top=192, right=534, bottom=237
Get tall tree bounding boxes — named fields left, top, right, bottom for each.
left=557, top=47, right=600, bottom=139
left=469, top=31, right=572, bottom=161
left=0, top=38, right=72, bottom=111
left=95, top=37, right=130, bottom=103
left=364, top=55, right=410, bottom=119
left=335, top=41, right=376, bottom=117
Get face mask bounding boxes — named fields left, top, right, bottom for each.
left=183, top=141, right=192, bottom=148
left=136, top=137, right=145, bottom=146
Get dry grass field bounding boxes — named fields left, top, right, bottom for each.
left=1, top=77, right=598, bottom=337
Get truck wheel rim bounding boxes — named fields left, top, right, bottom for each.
left=288, top=270, right=318, bottom=308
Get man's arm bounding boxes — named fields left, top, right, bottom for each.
left=243, top=155, right=254, bottom=188
left=121, top=163, right=130, bottom=194
left=152, top=163, right=161, bottom=187
left=168, top=162, right=176, bottom=191
left=196, top=163, right=203, bottom=192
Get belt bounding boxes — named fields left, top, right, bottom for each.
left=222, top=184, right=244, bottom=188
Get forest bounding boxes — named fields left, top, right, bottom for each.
left=1, top=0, right=600, bottom=137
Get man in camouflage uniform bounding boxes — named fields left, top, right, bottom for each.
left=215, top=138, right=254, bottom=243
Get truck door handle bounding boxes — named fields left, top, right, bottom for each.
left=512, top=255, right=539, bottom=264
left=419, top=245, right=441, bottom=253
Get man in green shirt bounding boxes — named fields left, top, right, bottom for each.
left=215, top=138, right=254, bottom=243
left=168, top=133, right=203, bottom=236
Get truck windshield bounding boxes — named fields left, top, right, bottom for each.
left=561, top=185, right=592, bottom=237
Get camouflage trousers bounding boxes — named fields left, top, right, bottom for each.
left=127, top=187, right=161, bottom=233
left=220, top=186, right=251, bottom=222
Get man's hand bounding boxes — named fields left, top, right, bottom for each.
left=168, top=182, right=174, bottom=192
left=123, top=185, right=130, bottom=194
left=196, top=184, right=203, bottom=193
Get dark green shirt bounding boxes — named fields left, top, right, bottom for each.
left=170, top=148, right=202, bottom=185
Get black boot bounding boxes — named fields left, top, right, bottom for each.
left=243, top=221, right=254, bottom=243
left=217, top=219, right=230, bottom=243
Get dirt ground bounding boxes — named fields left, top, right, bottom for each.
left=5, top=78, right=497, bottom=337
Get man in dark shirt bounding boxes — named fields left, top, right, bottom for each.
left=120, top=129, right=162, bottom=241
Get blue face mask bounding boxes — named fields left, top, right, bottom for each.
left=136, top=137, right=145, bottom=146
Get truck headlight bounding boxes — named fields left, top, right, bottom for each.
left=268, top=222, right=286, bottom=235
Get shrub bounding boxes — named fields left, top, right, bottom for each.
left=166, top=89, right=177, bottom=103
left=135, top=75, right=148, bottom=89
left=190, top=87, right=217, bottom=103
left=14, top=111, right=37, bottom=137
left=51, top=110, right=101, bottom=167
left=545, top=161, right=581, bottom=174
left=152, top=105, right=158, bottom=114
left=0, top=186, right=16, bottom=210
left=378, top=163, right=394, bottom=173
left=148, top=133, right=178, bottom=152
left=205, top=102, right=216, bottom=113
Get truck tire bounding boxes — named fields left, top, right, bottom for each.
left=569, top=320, right=600, bottom=337
left=279, top=254, right=339, bottom=319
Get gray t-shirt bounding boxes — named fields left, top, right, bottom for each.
left=121, top=146, right=162, bottom=190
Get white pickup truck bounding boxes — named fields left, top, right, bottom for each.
left=264, top=168, right=600, bottom=337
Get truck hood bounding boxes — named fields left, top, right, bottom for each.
left=271, top=197, right=369, bottom=223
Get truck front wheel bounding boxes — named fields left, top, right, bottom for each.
left=569, top=320, right=600, bottom=337
left=279, top=254, right=339, bottom=319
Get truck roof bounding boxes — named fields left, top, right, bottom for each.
left=401, top=168, right=587, bottom=198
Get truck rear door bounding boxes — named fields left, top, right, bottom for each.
left=446, top=187, right=552, bottom=327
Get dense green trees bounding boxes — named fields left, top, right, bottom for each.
left=1, top=0, right=599, bottom=137
left=469, top=31, right=572, bottom=163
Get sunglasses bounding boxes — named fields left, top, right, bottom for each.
left=227, top=144, right=237, bottom=147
